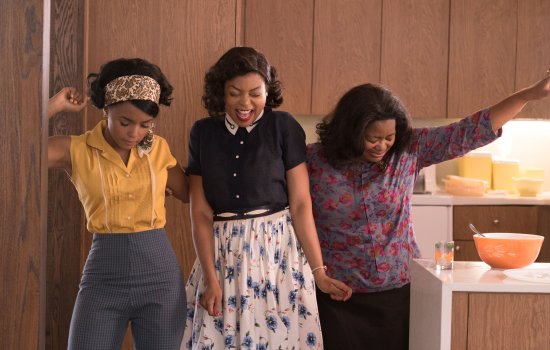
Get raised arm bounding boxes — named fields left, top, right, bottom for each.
left=287, top=162, right=352, bottom=301
left=489, top=73, right=550, bottom=131
left=47, top=87, right=88, bottom=169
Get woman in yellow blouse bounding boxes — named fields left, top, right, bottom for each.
left=48, top=58, right=188, bottom=350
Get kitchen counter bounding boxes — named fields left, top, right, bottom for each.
left=410, top=259, right=550, bottom=350
left=412, top=192, right=550, bottom=205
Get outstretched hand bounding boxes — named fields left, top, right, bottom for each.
left=48, top=87, right=88, bottom=118
left=522, top=72, right=550, bottom=101
left=314, top=270, right=353, bottom=301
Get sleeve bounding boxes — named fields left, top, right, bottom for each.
left=186, top=121, right=202, bottom=176
left=280, top=113, right=307, bottom=170
left=153, top=136, right=177, bottom=170
left=412, top=108, right=501, bottom=168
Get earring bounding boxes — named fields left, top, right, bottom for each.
left=137, top=127, right=155, bottom=155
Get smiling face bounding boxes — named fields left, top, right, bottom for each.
left=224, top=72, right=267, bottom=128
left=103, top=101, right=155, bottom=154
left=363, top=119, right=396, bottom=163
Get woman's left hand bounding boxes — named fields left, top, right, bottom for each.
left=522, top=73, right=550, bottom=101
left=314, top=271, right=352, bottom=301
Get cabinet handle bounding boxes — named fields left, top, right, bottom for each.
left=493, top=219, right=499, bottom=224
left=455, top=245, right=460, bottom=251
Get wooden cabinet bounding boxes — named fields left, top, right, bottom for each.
left=453, top=205, right=550, bottom=262
left=452, top=292, right=550, bottom=350
left=380, top=0, right=449, bottom=119
left=516, top=0, right=550, bottom=119
left=447, top=0, right=517, bottom=118
left=247, top=0, right=550, bottom=119
left=311, top=0, right=382, bottom=115
left=244, top=0, right=314, bottom=115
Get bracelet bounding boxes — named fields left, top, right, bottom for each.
left=311, top=265, right=327, bottom=274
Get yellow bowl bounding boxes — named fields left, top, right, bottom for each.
left=473, top=233, right=544, bottom=269
left=512, top=177, right=544, bottom=196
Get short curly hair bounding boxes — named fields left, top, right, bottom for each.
left=87, top=58, right=174, bottom=118
left=202, top=47, right=283, bottom=119
left=317, top=83, right=413, bottom=168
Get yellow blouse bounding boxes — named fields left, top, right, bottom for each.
left=70, top=120, right=176, bottom=233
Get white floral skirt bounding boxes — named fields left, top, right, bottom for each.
left=181, top=209, right=323, bottom=349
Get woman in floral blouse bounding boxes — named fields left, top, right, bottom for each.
left=306, top=74, right=550, bottom=349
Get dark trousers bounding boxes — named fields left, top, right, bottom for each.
left=317, top=284, right=410, bottom=350
left=68, top=229, right=186, bottom=350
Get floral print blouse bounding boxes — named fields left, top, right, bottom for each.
left=306, top=109, right=500, bottom=293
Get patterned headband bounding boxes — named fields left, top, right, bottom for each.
left=104, top=75, right=161, bottom=106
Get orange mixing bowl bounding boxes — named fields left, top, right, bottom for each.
left=473, top=233, right=544, bottom=269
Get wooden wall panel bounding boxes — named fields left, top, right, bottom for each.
left=448, top=0, right=517, bottom=118
left=312, top=0, right=382, bottom=115
left=516, top=0, right=550, bottom=119
left=85, top=0, right=237, bottom=284
left=467, top=293, right=550, bottom=349
left=0, top=0, right=46, bottom=349
left=381, top=0, right=449, bottom=118
left=244, top=0, right=314, bottom=115
left=451, top=292, right=468, bottom=350
left=47, top=1, right=86, bottom=349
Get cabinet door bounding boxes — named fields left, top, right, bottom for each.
left=448, top=0, right=517, bottom=118
left=244, top=0, right=314, bottom=115
left=467, top=293, right=550, bottom=349
left=312, top=0, right=382, bottom=115
left=453, top=205, right=538, bottom=240
left=516, top=0, right=550, bottom=119
left=381, top=0, right=449, bottom=118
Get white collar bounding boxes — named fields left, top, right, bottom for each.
left=224, top=110, right=264, bottom=135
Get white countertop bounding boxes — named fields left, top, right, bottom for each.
left=410, top=259, right=550, bottom=350
left=412, top=192, right=550, bottom=205
left=413, top=259, right=550, bottom=293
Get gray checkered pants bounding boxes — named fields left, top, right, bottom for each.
left=68, top=229, right=186, bottom=350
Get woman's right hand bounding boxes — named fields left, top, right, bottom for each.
left=199, top=279, right=223, bottom=316
left=48, top=87, right=88, bottom=118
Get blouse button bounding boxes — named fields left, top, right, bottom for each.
left=235, top=194, right=240, bottom=198
left=240, top=141, right=244, bottom=145
left=128, top=193, right=134, bottom=199
left=127, top=216, right=132, bottom=220
left=233, top=173, right=237, bottom=177
left=125, top=173, right=130, bottom=178
left=235, top=155, right=240, bottom=159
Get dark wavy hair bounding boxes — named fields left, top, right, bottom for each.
left=317, top=83, right=413, bottom=168
left=202, top=47, right=283, bottom=119
left=87, top=58, right=173, bottom=118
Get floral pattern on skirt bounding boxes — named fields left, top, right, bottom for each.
left=181, top=209, right=323, bottom=350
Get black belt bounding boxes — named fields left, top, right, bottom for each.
left=213, top=204, right=289, bottom=221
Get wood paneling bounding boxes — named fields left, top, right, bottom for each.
left=537, top=206, right=550, bottom=262
left=312, top=0, right=382, bottom=115
left=453, top=205, right=538, bottom=240
left=516, top=0, right=550, bottom=119
left=0, top=0, right=46, bottom=349
left=381, top=0, right=449, bottom=118
left=448, top=0, right=517, bottom=118
left=467, top=293, right=550, bottom=349
left=84, top=1, right=239, bottom=348
left=85, top=0, right=237, bottom=287
left=47, top=1, right=86, bottom=349
left=244, top=0, right=314, bottom=115
left=451, top=292, right=468, bottom=350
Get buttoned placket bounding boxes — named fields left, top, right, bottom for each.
left=232, top=127, right=247, bottom=201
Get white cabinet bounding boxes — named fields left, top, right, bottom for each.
left=411, top=205, right=452, bottom=259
